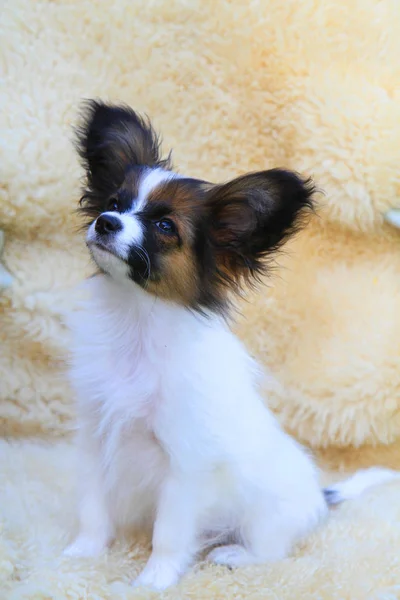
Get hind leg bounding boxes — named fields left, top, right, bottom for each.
left=208, top=516, right=292, bottom=567
left=208, top=544, right=258, bottom=566
left=208, top=495, right=326, bottom=567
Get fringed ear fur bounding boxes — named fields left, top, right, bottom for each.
left=76, top=100, right=171, bottom=197
left=207, top=168, right=315, bottom=287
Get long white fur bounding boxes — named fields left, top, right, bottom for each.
left=65, top=171, right=399, bottom=591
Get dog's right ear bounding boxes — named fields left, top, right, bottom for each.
left=76, top=100, right=170, bottom=196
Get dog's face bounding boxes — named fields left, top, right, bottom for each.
left=85, top=166, right=215, bottom=306
left=78, top=101, right=315, bottom=312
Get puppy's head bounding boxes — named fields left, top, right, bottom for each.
left=77, top=101, right=315, bottom=313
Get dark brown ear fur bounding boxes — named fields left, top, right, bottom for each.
left=207, top=168, right=315, bottom=288
left=76, top=100, right=171, bottom=217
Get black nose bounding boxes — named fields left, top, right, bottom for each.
left=95, top=214, right=122, bottom=235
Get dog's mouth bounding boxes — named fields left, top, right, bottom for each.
left=87, top=240, right=125, bottom=262
left=87, top=240, right=111, bottom=253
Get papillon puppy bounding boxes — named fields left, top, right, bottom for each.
left=64, top=101, right=399, bottom=590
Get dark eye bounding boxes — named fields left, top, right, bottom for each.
left=107, top=197, right=120, bottom=212
left=155, top=219, right=176, bottom=234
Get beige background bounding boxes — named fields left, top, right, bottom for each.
left=2, top=1, right=400, bottom=597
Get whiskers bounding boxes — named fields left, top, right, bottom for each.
left=134, top=244, right=151, bottom=287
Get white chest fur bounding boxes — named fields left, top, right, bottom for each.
left=68, top=275, right=260, bottom=524
left=69, top=275, right=250, bottom=428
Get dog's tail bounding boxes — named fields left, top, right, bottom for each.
left=323, top=467, right=400, bottom=506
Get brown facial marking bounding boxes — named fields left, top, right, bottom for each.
left=147, top=250, right=199, bottom=305
left=141, top=178, right=206, bottom=305
left=145, top=178, right=203, bottom=225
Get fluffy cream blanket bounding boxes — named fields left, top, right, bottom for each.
left=2, top=0, right=400, bottom=597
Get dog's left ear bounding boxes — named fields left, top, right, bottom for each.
left=207, top=168, right=315, bottom=285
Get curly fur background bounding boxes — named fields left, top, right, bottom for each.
left=2, top=0, right=400, bottom=597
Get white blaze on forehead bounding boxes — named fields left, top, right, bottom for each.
left=133, top=168, right=178, bottom=214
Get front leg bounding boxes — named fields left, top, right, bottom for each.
left=133, top=472, right=198, bottom=590
left=64, top=425, right=113, bottom=557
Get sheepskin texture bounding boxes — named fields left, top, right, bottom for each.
left=2, top=0, right=400, bottom=597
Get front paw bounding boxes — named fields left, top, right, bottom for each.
left=132, top=557, right=181, bottom=591
left=63, top=534, right=108, bottom=558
